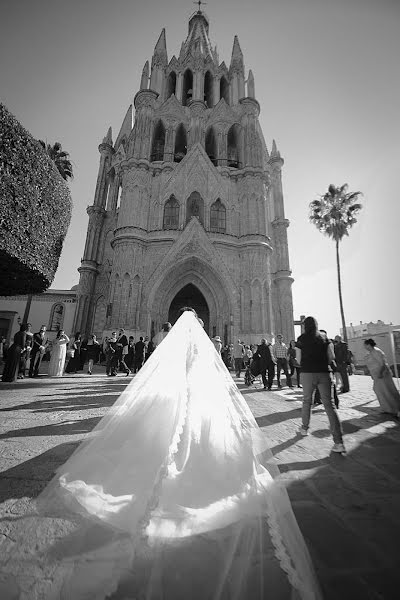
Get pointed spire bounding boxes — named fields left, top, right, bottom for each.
left=271, top=139, right=280, bottom=157
left=247, top=69, right=255, bottom=98
left=231, top=35, right=243, bottom=60
left=115, top=105, right=132, bottom=149
left=155, top=28, right=167, bottom=53
left=102, top=126, right=113, bottom=146
left=140, top=60, right=149, bottom=90
left=230, top=35, right=244, bottom=75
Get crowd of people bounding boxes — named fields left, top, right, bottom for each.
left=1, top=321, right=400, bottom=428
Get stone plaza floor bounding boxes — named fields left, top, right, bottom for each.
left=0, top=368, right=399, bottom=599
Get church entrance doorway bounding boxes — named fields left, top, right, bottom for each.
left=168, top=283, right=210, bottom=333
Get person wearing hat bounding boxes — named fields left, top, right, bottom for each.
left=212, top=335, right=222, bottom=355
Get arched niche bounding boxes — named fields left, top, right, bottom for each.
left=186, top=191, right=204, bottom=225
left=182, top=69, right=193, bottom=106
left=166, top=71, right=177, bottom=99
left=227, top=124, right=241, bottom=168
left=174, top=123, right=187, bottom=162
left=168, top=283, right=210, bottom=332
left=204, top=71, right=213, bottom=107
left=205, top=127, right=217, bottom=166
left=150, top=120, right=166, bottom=162
left=220, top=76, right=229, bottom=104
left=48, top=303, right=64, bottom=331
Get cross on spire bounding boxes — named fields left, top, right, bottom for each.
left=193, top=0, right=207, bottom=12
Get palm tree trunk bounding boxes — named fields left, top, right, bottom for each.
left=335, top=239, right=348, bottom=343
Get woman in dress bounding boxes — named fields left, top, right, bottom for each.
left=364, top=338, right=400, bottom=417
left=86, top=333, right=101, bottom=374
left=65, top=331, right=81, bottom=373
left=6, top=309, right=322, bottom=599
left=47, top=330, right=70, bottom=377
left=1, top=323, right=29, bottom=382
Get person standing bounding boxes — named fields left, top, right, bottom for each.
left=233, top=339, right=244, bottom=377
left=65, top=332, right=81, bottom=374
left=1, top=324, right=29, bottom=383
left=116, top=329, right=131, bottom=376
left=29, top=325, right=47, bottom=378
left=86, top=334, right=101, bottom=374
left=334, top=335, right=350, bottom=393
left=105, top=332, right=118, bottom=376
left=364, top=338, right=400, bottom=417
left=287, top=340, right=301, bottom=388
left=272, top=334, right=293, bottom=388
left=212, top=335, right=222, bottom=355
left=134, top=336, right=146, bottom=373
left=126, top=336, right=135, bottom=371
left=48, top=330, right=70, bottom=377
left=19, top=323, right=33, bottom=378
left=255, top=338, right=275, bottom=391
left=295, top=316, right=345, bottom=453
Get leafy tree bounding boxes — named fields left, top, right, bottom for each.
left=309, top=184, right=362, bottom=343
left=38, top=140, right=73, bottom=181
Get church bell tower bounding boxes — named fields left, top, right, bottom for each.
left=74, top=7, right=294, bottom=343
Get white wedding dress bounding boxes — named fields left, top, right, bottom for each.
left=3, top=312, right=322, bottom=599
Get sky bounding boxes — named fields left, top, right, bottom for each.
left=1, top=0, right=399, bottom=337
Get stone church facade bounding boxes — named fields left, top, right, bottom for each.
left=74, top=9, right=294, bottom=344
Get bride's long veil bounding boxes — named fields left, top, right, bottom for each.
left=4, top=312, right=321, bottom=599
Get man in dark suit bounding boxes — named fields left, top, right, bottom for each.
left=334, top=335, right=350, bottom=393
left=116, top=328, right=131, bottom=376
left=134, top=337, right=146, bottom=373
left=29, top=325, right=47, bottom=377
left=255, top=338, right=276, bottom=391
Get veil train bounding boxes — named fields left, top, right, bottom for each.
left=1, top=311, right=322, bottom=600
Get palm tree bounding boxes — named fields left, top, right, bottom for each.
left=309, top=184, right=362, bottom=343
left=38, top=140, right=73, bottom=181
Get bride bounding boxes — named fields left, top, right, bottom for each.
left=3, top=308, right=322, bottom=599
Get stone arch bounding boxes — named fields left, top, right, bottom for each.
left=150, top=119, right=166, bottom=162
left=147, top=256, right=234, bottom=337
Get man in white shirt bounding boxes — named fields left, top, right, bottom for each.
left=272, top=334, right=293, bottom=388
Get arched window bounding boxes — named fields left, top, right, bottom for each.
left=220, top=76, right=229, bottom=103
left=205, top=127, right=217, bottom=166
left=204, top=71, right=213, bottom=107
left=227, top=124, right=241, bottom=168
left=116, top=184, right=122, bottom=210
left=166, top=71, right=177, bottom=99
left=186, top=191, right=204, bottom=225
left=150, top=120, right=166, bottom=162
left=174, top=124, right=187, bottom=162
left=210, top=199, right=226, bottom=233
left=49, top=303, right=64, bottom=331
left=182, top=69, right=193, bottom=106
left=163, top=196, right=180, bottom=229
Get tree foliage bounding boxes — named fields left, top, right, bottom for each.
left=38, top=140, right=74, bottom=181
left=309, top=183, right=363, bottom=342
left=0, top=103, right=72, bottom=295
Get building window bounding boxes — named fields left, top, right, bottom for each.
left=210, top=199, right=226, bottom=233
left=166, top=71, right=177, bottom=99
left=182, top=69, right=193, bottom=106
left=174, top=124, right=187, bottom=162
left=205, top=127, right=217, bottom=166
left=49, top=303, right=64, bottom=331
left=150, top=120, right=166, bottom=162
left=163, top=196, right=180, bottom=229
left=204, top=71, right=213, bottom=107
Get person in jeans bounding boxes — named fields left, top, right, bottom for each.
left=254, top=338, right=275, bottom=390
left=233, top=340, right=244, bottom=377
left=295, top=316, right=345, bottom=454
left=272, top=334, right=293, bottom=388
